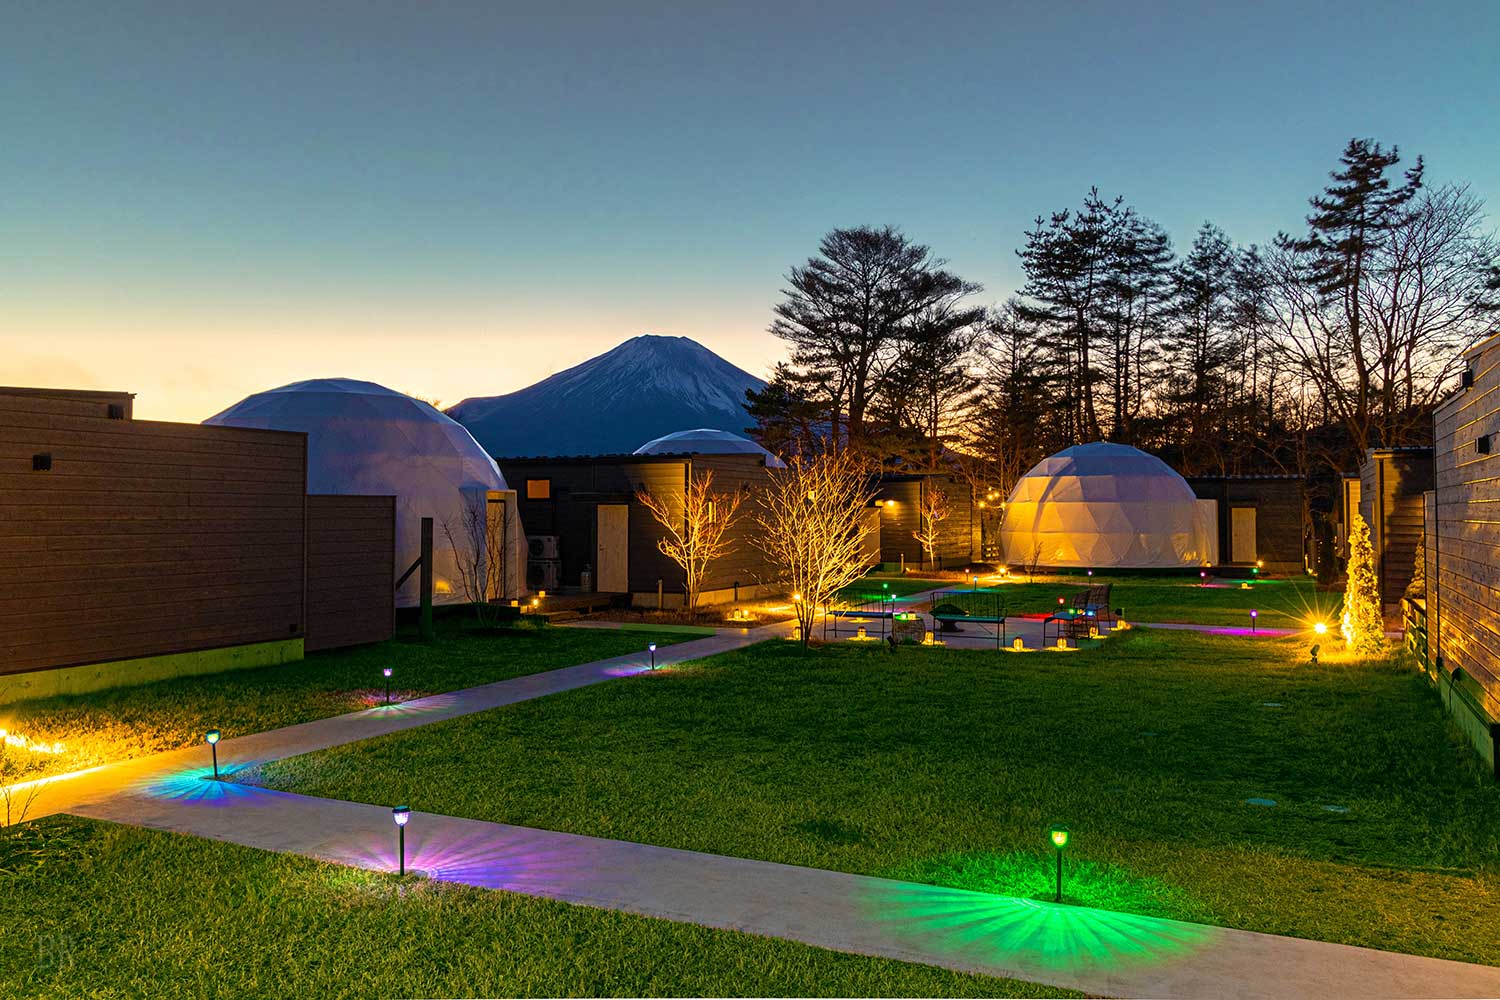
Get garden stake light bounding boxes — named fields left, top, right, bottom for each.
left=1048, top=825, right=1070, bottom=902
left=648, top=643, right=657, bottom=670
left=205, top=729, right=221, bottom=780
left=383, top=666, right=393, bottom=705
left=1250, top=609, right=1258, bottom=633
left=393, top=806, right=411, bottom=875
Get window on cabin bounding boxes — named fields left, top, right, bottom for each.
left=526, top=479, right=551, bottom=500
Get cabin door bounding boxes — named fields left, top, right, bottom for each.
left=596, top=504, right=629, bottom=593
left=1230, top=507, right=1257, bottom=564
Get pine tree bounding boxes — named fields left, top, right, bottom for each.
left=1341, top=511, right=1385, bottom=653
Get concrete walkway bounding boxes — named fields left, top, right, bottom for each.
left=14, top=622, right=787, bottom=822
left=71, top=783, right=1500, bottom=1000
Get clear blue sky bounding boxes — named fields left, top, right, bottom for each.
left=2, top=0, right=1496, bottom=419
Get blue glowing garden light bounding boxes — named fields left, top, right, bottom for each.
left=393, top=805, right=411, bottom=875
left=383, top=666, right=393, bottom=705
left=1047, top=825, right=1070, bottom=902
left=648, top=643, right=657, bottom=670
left=205, top=729, right=221, bottom=780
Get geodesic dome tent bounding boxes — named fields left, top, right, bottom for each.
left=206, top=378, right=526, bottom=607
left=633, top=428, right=786, bottom=467
left=999, top=442, right=1216, bottom=568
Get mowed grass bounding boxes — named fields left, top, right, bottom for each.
left=258, top=630, right=1500, bottom=965
left=0, top=816, right=1069, bottom=999
left=926, top=574, right=1330, bottom=629
left=838, top=576, right=951, bottom=600
left=0, top=619, right=685, bottom=782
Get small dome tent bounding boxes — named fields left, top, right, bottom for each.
left=999, top=442, right=1216, bottom=568
left=633, top=428, right=786, bottom=467
left=206, top=378, right=526, bottom=607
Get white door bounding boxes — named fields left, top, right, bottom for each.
left=596, top=505, right=629, bottom=593
left=1231, top=507, right=1257, bottom=564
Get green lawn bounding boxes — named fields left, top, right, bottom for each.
left=257, top=631, right=1500, bottom=966
left=0, top=619, right=686, bottom=783
left=838, top=576, right=951, bottom=600
left=926, top=574, right=1331, bottom=629
left=0, top=816, right=1068, bottom=999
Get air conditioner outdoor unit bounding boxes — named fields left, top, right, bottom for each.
left=527, top=559, right=561, bottom=592
left=528, top=535, right=560, bottom=560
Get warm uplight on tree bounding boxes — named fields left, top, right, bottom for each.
left=1341, top=511, right=1385, bottom=654
left=637, top=469, right=744, bottom=618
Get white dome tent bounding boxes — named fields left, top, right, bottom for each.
left=206, top=378, right=527, bottom=607
left=1000, top=442, right=1217, bottom=568
left=633, top=428, right=786, bottom=467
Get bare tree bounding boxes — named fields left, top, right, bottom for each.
left=752, top=448, right=878, bottom=647
left=441, top=493, right=508, bottom=628
left=912, top=485, right=950, bottom=571
left=636, top=470, right=744, bottom=617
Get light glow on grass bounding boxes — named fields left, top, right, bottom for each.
left=0, top=728, right=66, bottom=755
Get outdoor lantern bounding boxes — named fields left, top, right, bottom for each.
left=1200, top=570, right=1208, bottom=582
left=205, top=729, right=222, bottom=780
left=648, top=643, right=657, bottom=670
left=1058, top=596, right=1065, bottom=606
left=857, top=626, right=867, bottom=639
left=1313, top=621, right=1328, bottom=636
left=1047, top=825, right=1070, bottom=902
left=1250, top=609, right=1258, bottom=633
left=793, top=625, right=802, bottom=641
left=1056, top=637, right=1068, bottom=650
left=1013, top=637, right=1024, bottom=651
left=972, top=576, right=978, bottom=589
left=1087, top=569, right=1093, bottom=578
left=392, top=806, right=411, bottom=876
left=924, top=630, right=935, bottom=645
left=383, top=666, right=393, bottom=705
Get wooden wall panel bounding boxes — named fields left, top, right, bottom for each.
left=1429, top=334, right=1500, bottom=715
left=304, top=495, right=395, bottom=652
left=1187, top=477, right=1306, bottom=573
left=0, top=398, right=307, bottom=676
left=874, top=475, right=974, bottom=569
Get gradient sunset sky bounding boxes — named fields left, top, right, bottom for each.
left=3, top=0, right=1496, bottom=421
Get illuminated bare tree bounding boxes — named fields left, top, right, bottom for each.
left=912, top=485, right=950, bottom=571
left=441, top=492, right=508, bottom=628
left=753, top=448, right=878, bottom=646
left=636, top=470, right=744, bottom=617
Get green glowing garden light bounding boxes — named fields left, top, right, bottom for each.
left=393, top=805, right=411, bottom=876
left=1047, top=824, right=1070, bottom=902
left=205, top=729, right=221, bottom=780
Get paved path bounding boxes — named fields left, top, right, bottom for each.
left=72, top=784, right=1500, bottom=1000
left=13, top=623, right=786, bottom=821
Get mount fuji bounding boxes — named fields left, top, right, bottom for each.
left=447, top=335, right=767, bottom=457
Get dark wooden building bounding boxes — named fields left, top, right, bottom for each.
left=1186, top=476, right=1307, bottom=575
left=0, top=387, right=396, bottom=702
left=1357, top=447, right=1434, bottom=608
left=871, top=473, right=979, bottom=571
left=498, top=452, right=786, bottom=608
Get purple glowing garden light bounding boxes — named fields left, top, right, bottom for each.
left=383, top=666, right=393, bottom=705
left=1250, top=609, right=1259, bottom=633
left=393, top=805, right=411, bottom=876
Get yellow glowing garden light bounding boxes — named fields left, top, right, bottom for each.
left=205, top=729, right=221, bottom=780
left=1313, top=620, right=1328, bottom=635
left=1012, top=637, right=1024, bottom=651
left=1047, top=825, right=1070, bottom=902
left=392, top=805, right=411, bottom=876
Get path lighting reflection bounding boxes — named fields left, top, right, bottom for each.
left=205, top=729, right=221, bottom=780
left=393, top=806, right=411, bottom=875
left=1048, top=825, right=1071, bottom=902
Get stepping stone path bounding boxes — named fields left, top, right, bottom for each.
left=1247, top=797, right=1278, bottom=807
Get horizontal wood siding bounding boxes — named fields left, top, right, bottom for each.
left=305, top=495, right=395, bottom=652
left=1360, top=450, right=1435, bottom=606
left=875, top=475, right=975, bottom=569
left=1430, top=335, right=1500, bottom=717
left=0, top=395, right=307, bottom=675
